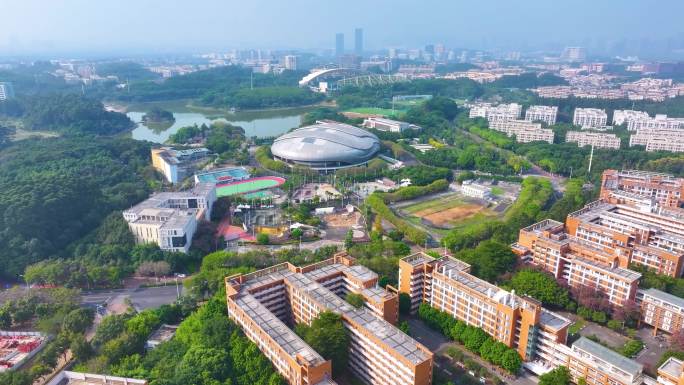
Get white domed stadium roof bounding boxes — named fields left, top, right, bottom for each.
left=271, top=120, right=380, bottom=170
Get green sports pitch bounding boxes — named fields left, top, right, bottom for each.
left=215, top=176, right=285, bottom=197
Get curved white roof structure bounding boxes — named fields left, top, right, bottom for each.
left=271, top=120, right=380, bottom=171
left=298, top=68, right=362, bottom=87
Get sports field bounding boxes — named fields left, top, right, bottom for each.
left=344, top=107, right=405, bottom=117
left=402, top=193, right=496, bottom=229
left=216, top=176, right=285, bottom=197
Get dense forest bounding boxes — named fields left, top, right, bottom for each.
left=0, top=137, right=155, bottom=278
left=0, top=94, right=134, bottom=135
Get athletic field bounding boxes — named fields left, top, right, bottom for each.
left=344, top=107, right=405, bottom=117
left=216, top=176, right=285, bottom=197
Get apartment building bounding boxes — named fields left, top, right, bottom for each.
left=362, top=117, right=421, bottom=133
left=568, top=337, right=644, bottom=385
left=573, top=108, right=608, bottom=129
left=122, top=183, right=216, bottom=253
left=151, top=147, right=210, bottom=184
left=525, top=105, right=558, bottom=125
left=398, top=253, right=571, bottom=362
left=600, top=169, right=684, bottom=208
left=636, top=288, right=684, bottom=335
left=515, top=219, right=641, bottom=306
left=645, top=137, right=684, bottom=153
left=657, top=357, right=684, bottom=385
left=629, top=128, right=684, bottom=148
left=614, top=110, right=684, bottom=131
left=225, top=253, right=432, bottom=385
left=565, top=131, right=621, bottom=149
left=488, top=120, right=554, bottom=143
left=469, top=103, right=522, bottom=123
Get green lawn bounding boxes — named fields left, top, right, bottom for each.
left=568, top=319, right=585, bottom=335
left=345, top=107, right=405, bottom=117
left=403, top=194, right=466, bottom=214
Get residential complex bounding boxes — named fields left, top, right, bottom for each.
left=565, top=131, right=621, bottom=149
left=398, top=252, right=571, bottom=362
left=488, top=119, right=554, bottom=143
left=600, top=169, right=684, bottom=208
left=613, top=110, right=684, bottom=131
left=225, top=252, right=433, bottom=385
left=151, top=147, right=210, bottom=184
left=629, top=128, right=684, bottom=153
left=122, top=183, right=216, bottom=252
left=525, top=105, right=558, bottom=125
left=362, top=117, right=421, bottom=133
left=573, top=108, right=608, bottom=129
left=468, top=103, right=522, bottom=123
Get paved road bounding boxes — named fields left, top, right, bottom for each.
left=81, top=285, right=183, bottom=312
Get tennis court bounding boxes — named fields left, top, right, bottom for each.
left=216, top=176, right=286, bottom=197
left=195, top=167, right=250, bottom=184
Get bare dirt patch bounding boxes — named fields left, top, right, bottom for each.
left=415, top=204, right=485, bottom=227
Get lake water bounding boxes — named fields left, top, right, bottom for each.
left=128, top=105, right=308, bottom=143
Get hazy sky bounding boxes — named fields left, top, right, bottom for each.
left=2, top=0, right=683, bottom=55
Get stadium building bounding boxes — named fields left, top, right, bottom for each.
left=271, top=120, right=381, bottom=172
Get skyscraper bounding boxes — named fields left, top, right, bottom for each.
left=354, top=28, right=363, bottom=55
left=335, top=33, right=344, bottom=57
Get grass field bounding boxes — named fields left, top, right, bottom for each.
left=490, top=186, right=504, bottom=196
left=402, top=193, right=498, bottom=229
left=344, top=107, right=405, bottom=117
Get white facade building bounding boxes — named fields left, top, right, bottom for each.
left=122, top=183, right=216, bottom=253
left=573, top=108, right=608, bottom=129
left=488, top=120, right=554, bottom=143
left=525, top=105, right=558, bottom=125
left=362, top=117, right=420, bottom=132
left=460, top=182, right=491, bottom=199
left=566, top=131, right=621, bottom=149
left=284, top=55, right=298, bottom=70
left=469, top=103, right=522, bottom=122
left=0, top=82, right=14, bottom=101
left=614, top=110, right=684, bottom=131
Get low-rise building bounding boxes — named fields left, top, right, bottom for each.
left=525, top=105, right=558, bottom=125
left=225, top=252, right=432, bottom=385
left=637, top=288, right=684, bottom=335
left=568, top=337, right=644, bottom=385
left=460, top=182, right=491, bottom=199
left=123, top=183, right=216, bottom=253
left=362, top=117, right=421, bottom=133
left=146, top=324, right=179, bottom=350
left=565, top=131, right=621, bottom=149
left=151, top=147, right=210, bottom=184
left=657, top=357, right=684, bottom=385
left=573, top=108, right=608, bottom=129
left=46, top=371, right=147, bottom=385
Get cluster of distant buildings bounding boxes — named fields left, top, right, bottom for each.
left=532, top=77, right=684, bottom=102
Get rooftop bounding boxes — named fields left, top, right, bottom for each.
left=570, top=256, right=642, bottom=282
left=640, top=288, right=684, bottom=310
left=539, top=310, right=572, bottom=332
left=659, top=357, right=684, bottom=379
left=572, top=337, right=643, bottom=378
left=47, top=371, right=147, bottom=385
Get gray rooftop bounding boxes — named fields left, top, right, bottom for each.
left=573, top=337, right=643, bottom=378
left=539, top=310, right=571, bottom=331
left=570, top=256, right=642, bottom=282
left=640, top=288, right=684, bottom=310
left=659, top=357, right=684, bottom=379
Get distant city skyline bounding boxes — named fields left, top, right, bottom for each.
left=2, top=0, right=684, bottom=58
